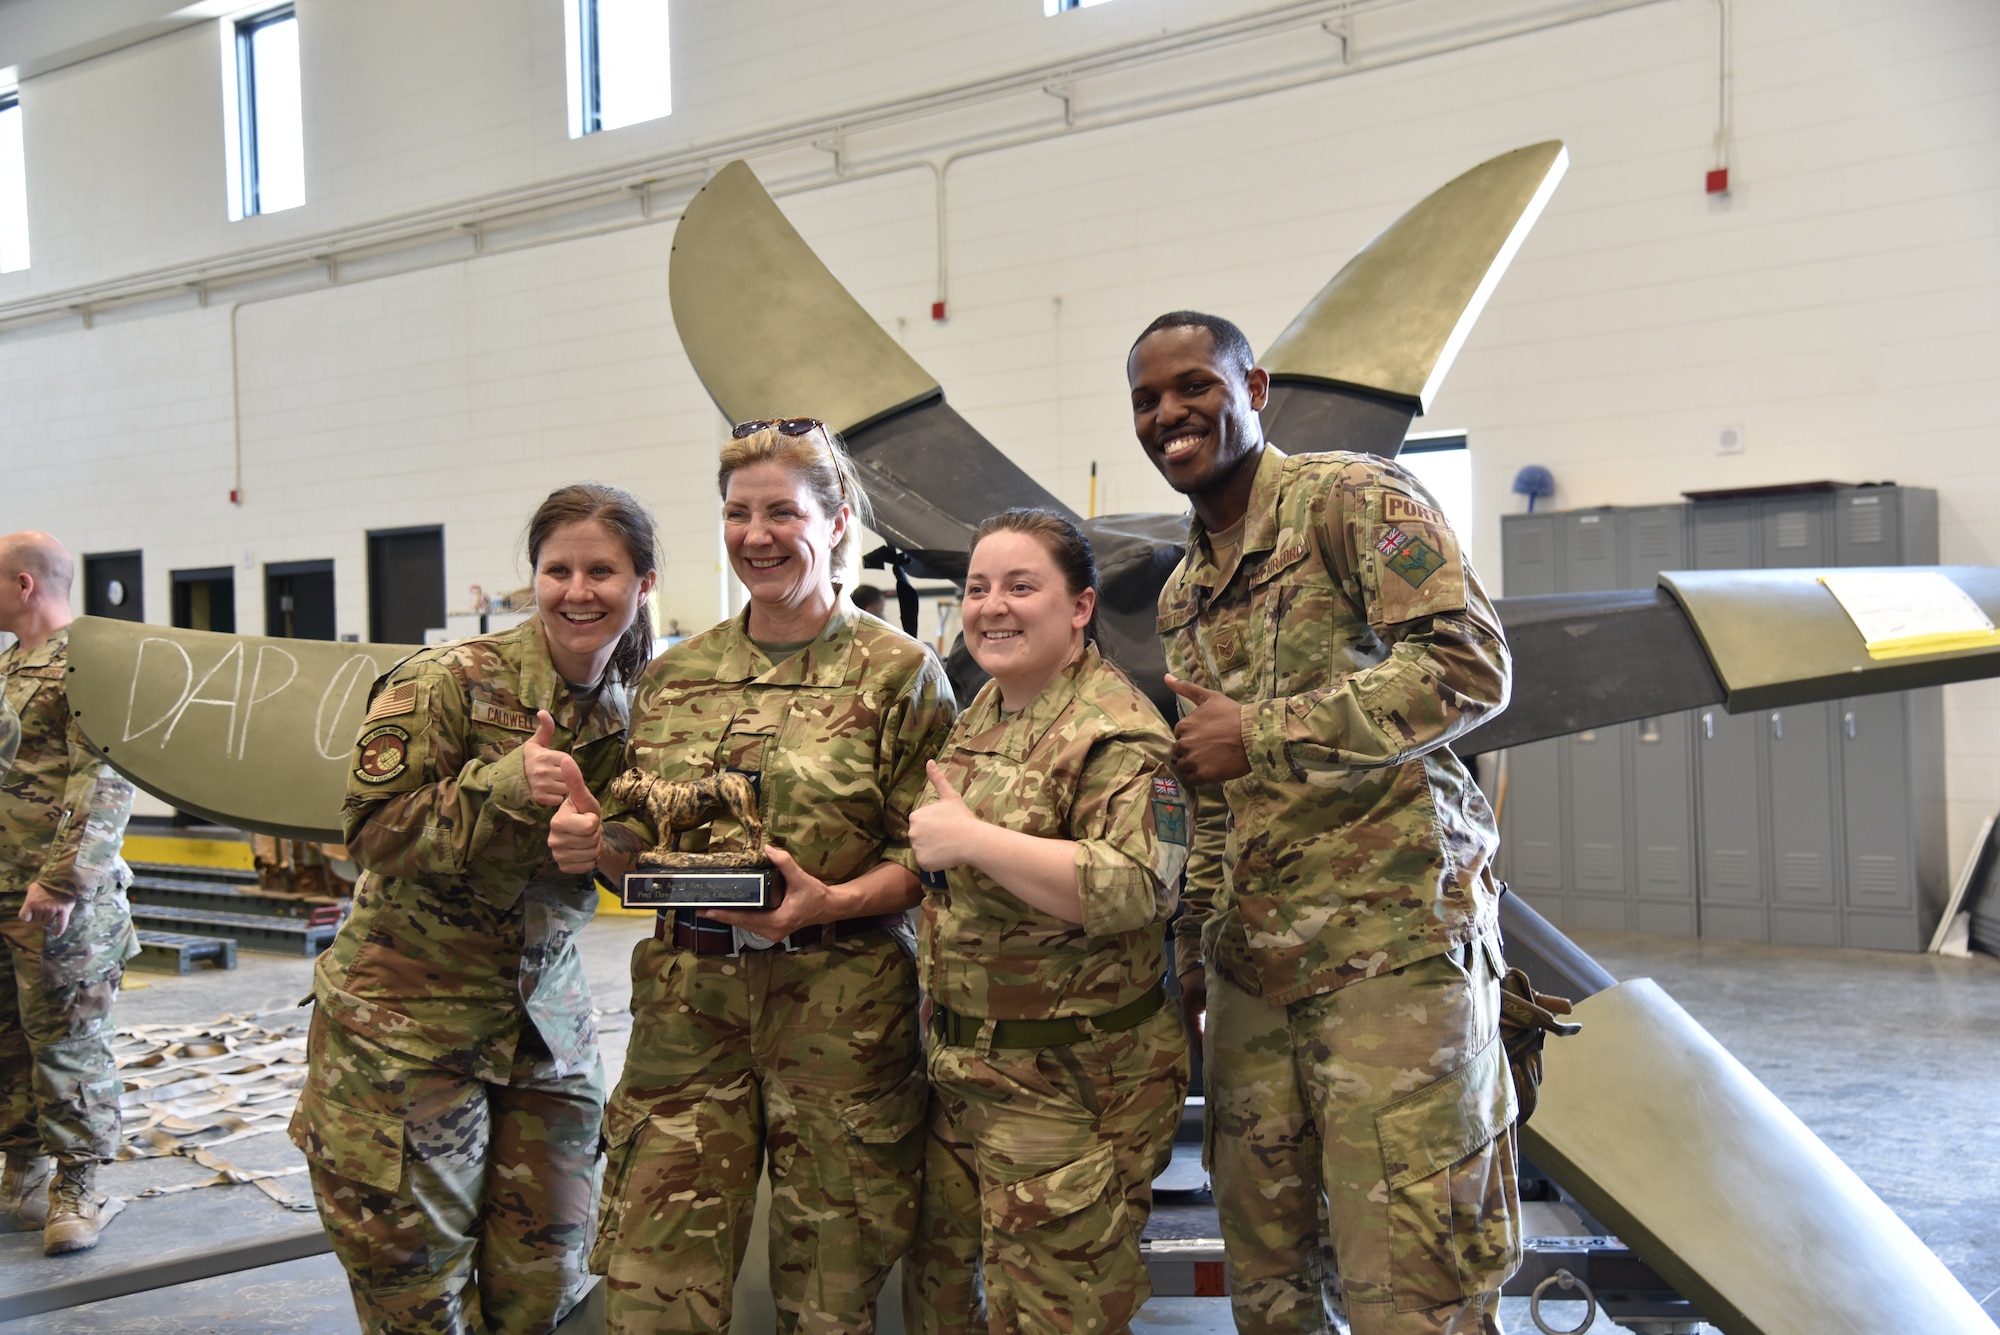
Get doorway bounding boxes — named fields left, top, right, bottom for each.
left=83, top=551, right=145, bottom=622
left=171, top=567, right=237, bottom=632
left=266, top=559, right=336, bottom=640
left=367, top=526, right=445, bottom=646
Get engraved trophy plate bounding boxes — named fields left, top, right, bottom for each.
left=610, top=768, right=778, bottom=914
left=622, top=868, right=781, bottom=910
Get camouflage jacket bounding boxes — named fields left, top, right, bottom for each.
left=0, top=627, right=139, bottom=987
left=1159, top=446, right=1510, bottom=1005
left=918, top=643, right=1188, bottom=1020
left=0, top=682, right=18, bottom=776
left=315, top=617, right=629, bottom=1080
left=603, top=603, right=955, bottom=897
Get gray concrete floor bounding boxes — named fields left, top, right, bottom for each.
left=4, top=917, right=1995, bottom=1332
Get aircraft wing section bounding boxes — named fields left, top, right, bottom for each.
left=1525, top=978, right=1999, bottom=1335
left=65, top=617, right=420, bottom=842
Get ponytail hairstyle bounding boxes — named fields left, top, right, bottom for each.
left=718, top=421, right=872, bottom=577
left=526, top=483, right=661, bottom=686
left=969, top=508, right=1102, bottom=647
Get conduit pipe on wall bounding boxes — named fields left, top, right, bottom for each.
left=0, top=0, right=1684, bottom=338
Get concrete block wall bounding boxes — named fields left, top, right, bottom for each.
left=0, top=0, right=1997, bottom=868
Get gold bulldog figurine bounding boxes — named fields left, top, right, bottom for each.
left=608, top=769, right=781, bottom=908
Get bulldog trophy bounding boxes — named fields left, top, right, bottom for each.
left=610, top=769, right=781, bottom=910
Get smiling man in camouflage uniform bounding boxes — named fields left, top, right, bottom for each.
left=1129, top=315, right=1520, bottom=1335
left=0, top=531, right=139, bottom=1256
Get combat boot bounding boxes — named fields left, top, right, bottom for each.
left=0, top=1152, right=50, bottom=1231
left=42, top=1158, right=104, bottom=1255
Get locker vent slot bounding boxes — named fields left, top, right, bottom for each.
left=1774, top=511, right=1810, bottom=549
left=1512, top=529, right=1548, bottom=564
left=1783, top=851, right=1825, bottom=890
left=1642, top=846, right=1683, bottom=886
left=1577, top=843, right=1619, bottom=885
left=1712, top=849, right=1752, bottom=888
left=1633, top=518, right=1673, bottom=559
left=1571, top=520, right=1608, bottom=561
left=1853, top=855, right=1901, bottom=896
left=1699, top=527, right=1745, bottom=561
left=1847, top=504, right=1884, bottom=545
left=1516, top=842, right=1557, bottom=885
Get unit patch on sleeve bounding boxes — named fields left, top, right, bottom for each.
left=355, top=724, right=413, bottom=784
left=1152, top=775, right=1188, bottom=846
left=365, top=680, right=418, bottom=723
left=470, top=701, right=535, bottom=733
left=1376, top=526, right=1447, bottom=589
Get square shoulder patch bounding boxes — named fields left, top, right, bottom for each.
left=1152, top=775, right=1188, bottom=847
left=1377, top=525, right=1447, bottom=589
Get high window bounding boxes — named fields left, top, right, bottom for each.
left=227, top=6, right=304, bottom=219
left=0, top=93, right=27, bottom=273
left=565, top=0, right=672, bottom=137
left=1044, top=0, right=1118, bottom=13
left=1398, top=435, right=1473, bottom=547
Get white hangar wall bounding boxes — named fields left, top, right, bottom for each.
left=0, top=0, right=1996, bottom=862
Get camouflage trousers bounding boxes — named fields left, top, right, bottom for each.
left=1205, top=941, right=1519, bottom=1335
left=592, top=933, right=926, bottom=1334
left=0, top=915, right=124, bottom=1161
left=289, top=1011, right=605, bottom=1335
left=903, top=1004, right=1189, bottom=1335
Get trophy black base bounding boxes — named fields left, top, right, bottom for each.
left=622, top=867, right=781, bottom=910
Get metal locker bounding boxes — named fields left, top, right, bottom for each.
left=1564, top=727, right=1629, bottom=930
left=1631, top=713, right=1697, bottom=935
left=1766, top=703, right=1842, bottom=946
left=1692, top=499, right=1757, bottom=569
left=1839, top=689, right=1946, bottom=951
left=1502, top=739, right=1565, bottom=922
left=1621, top=504, right=1687, bottom=587
left=1502, top=514, right=1560, bottom=596
left=1757, top=494, right=1832, bottom=567
left=1835, top=486, right=1939, bottom=566
left=1561, top=510, right=1621, bottom=592
left=1697, top=705, right=1767, bottom=941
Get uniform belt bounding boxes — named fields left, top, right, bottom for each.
left=655, top=910, right=904, bottom=956
left=930, top=982, right=1167, bottom=1050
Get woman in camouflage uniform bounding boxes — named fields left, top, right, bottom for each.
left=551, top=420, right=955, bottom=1333
left=292, top=484, right=659, bottom=1335
left=902, top=509, right=1192, bottom=1334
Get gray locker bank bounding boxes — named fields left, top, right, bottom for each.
left=1497, top=483, right=1946, bottom=950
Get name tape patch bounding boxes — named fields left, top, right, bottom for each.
left=1383, top=494, right=1446, bottom=528
left=471, top=701, right=535, bottom=733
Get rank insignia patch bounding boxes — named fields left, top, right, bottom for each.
left=1152, top=776, right=1188, bottom=846
left=355, top=724, right=412, bottom=784
left=1377, top=526, right=1447, bottom=589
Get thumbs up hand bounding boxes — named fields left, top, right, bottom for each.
left=908, top=760, right=985, bottom=872
left=1164, top=674, right=1251, bottom=784
left=548, top=754, right=604, bottom=874
left=522, top=710, right=573, bottom=807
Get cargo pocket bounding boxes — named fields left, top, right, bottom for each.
left=834, top=1065, right=929, bottom=1278
left=1374, top=1036, right=1521, bottom=1312
left=981, top=1141, right=1122, bottom=1235
left=979, top=1142, right=1140, bottom=1326
left=288, top=1085, right=404, bottom=1193
left=838, top=1063, right=929, bottom=1146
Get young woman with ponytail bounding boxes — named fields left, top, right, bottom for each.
left=293, top=482, right=659, bottom=1335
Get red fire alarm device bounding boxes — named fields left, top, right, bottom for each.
left=931, top=301, right=947, bottom=322
left=1706, top=167, right=1730, bottom=195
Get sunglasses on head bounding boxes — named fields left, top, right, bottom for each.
left=732, top=418, right=824, bottom=439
